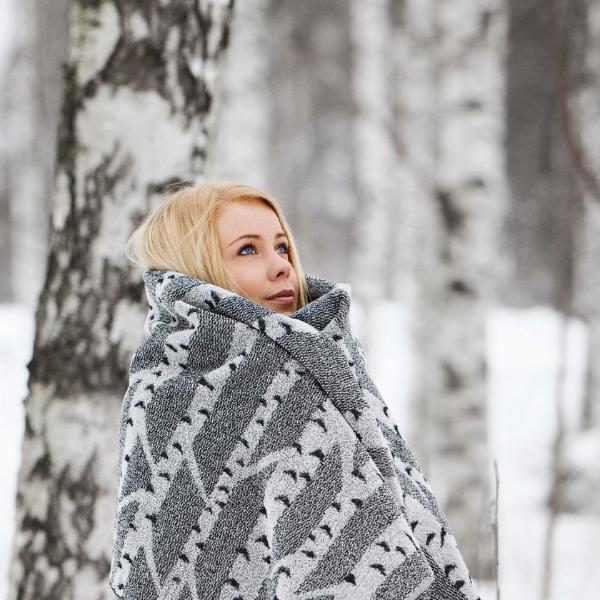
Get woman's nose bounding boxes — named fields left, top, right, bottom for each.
left=271, top=250, right=291, bottom=272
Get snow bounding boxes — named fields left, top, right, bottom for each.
left=1, top=300, right=599, bottom=599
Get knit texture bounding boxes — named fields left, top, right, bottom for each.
left=109, top=269, right=481, bottom=600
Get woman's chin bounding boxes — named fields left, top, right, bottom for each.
left=265, top=298, right=296, bottom=314
left=273, top=305, right=294, bottom=315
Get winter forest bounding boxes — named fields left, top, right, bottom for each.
left=1, top=0, right=599, bottom=598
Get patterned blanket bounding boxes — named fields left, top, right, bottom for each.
left=109, top=269, right=481, bottom=600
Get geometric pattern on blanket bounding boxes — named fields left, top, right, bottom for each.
left=109, top=269, right=481, bottom=600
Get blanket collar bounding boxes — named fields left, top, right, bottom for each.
left=141, top=268, right=369, bottom=417
left=142, top=269, right=353, bottom=338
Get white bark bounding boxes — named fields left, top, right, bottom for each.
left=0, top=0, right=70, bottom=306
left=7, top=1, right=235, bottom=598
left=349, top=0, right=397, bottom=354
left=384, top=0, right=422, bottom=305
left=406, top=0, right=508, bottom=581
left=206, top=0, right=270, bottom=188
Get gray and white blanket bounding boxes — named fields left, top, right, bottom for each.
left=109, top=269, right=481, bottom=600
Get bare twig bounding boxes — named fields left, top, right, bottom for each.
left=492, top=459, right=500, bottom=600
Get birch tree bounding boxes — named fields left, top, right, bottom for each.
left=572, top=0, right=600, bottom=432
left=206, top=0, right=270, bottom=186
left=503, top=0, right=585, bottom=310
left=348, top=0, right=397, bottom=354
left=384, top=0, right=422, bottom=306
left=266, top=0, right=356, bottom=279
left=406, top=0, right=507, bottom=581
left=546, top=0, right=600, bottom=592
left=0, top=0, right=71, bottom=306
left=6, top=0, right=235, bottom=598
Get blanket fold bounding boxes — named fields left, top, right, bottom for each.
left=109, top=269, right=481, bottom=600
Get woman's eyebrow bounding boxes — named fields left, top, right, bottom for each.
left=229, top=232, right=287, bottom=247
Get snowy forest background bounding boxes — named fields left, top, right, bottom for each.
left=1, top=0, right=599, bottom=598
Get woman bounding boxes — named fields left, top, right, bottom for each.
left=109, top=180, right=481, bottom=600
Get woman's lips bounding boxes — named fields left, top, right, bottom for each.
left=268, top=294, right=295, bottom=305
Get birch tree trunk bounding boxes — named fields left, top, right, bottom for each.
left=503, top=0, right=585, bottom=310
left=266, top=0, right=357, bottom=280
left=384, top=0, right=421, bottom=306
left=0, top=0, right=71, bottom=306
left=407, top=0, right=507, bottom=581
left=0, top=162, right=10, bottom=301
left=348, top=0, right=397, bottom=354
left=572, top=0, right=600, bottom=432
left=6, top=1, right=235, bottom=598
left=205, top=0, right=270, bottom=186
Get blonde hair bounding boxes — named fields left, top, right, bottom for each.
left=125, top=179, right=309, bottom=310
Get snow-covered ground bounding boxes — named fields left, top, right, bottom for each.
left=1, top=300, right=599, bottom=599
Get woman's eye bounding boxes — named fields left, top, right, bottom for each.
left=238, top=242, right=289, bottom=255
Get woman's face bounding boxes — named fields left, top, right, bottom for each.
left=217, top=198, right=299, bottom=315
